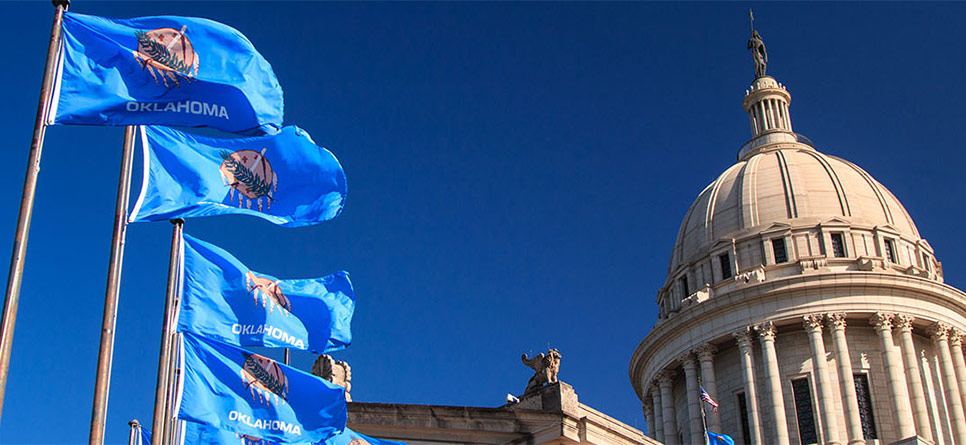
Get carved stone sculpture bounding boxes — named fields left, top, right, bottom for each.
left=311, top=354, right=352, bottom=401
left=521, top=349, right=561, bottom=394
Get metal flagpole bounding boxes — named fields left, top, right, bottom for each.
left=284, top=348, right=290, bottom=365
left=151, top=219, right=183, bottom=445
left=127, top=419, right=140, bottom=445
left=0, top=0, right=69, bottom=422
left=89, top=125, right=137, bottom=445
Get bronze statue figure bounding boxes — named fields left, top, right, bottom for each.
left=748, top=29, right=768, bottom=79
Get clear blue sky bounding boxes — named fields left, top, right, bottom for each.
left=1, top=2, right=965, bottom=444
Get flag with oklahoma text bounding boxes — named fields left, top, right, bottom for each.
left=181, top=420, right=408, bottom=445
left=178, top=234, right=354, bottom=353
left=51, top=12, right=283, bottom=135
left=178, top=332, right=347, bottom=443
left=130, top=125, right=346, bottom=227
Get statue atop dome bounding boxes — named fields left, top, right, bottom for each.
left=747, top=10, right=768, bottom=79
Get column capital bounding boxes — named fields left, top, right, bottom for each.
left=656, top=370, right=675, bottom=388
left=803, top=313, right=825, bottom=333
left=950, top=328, right=964, bottom=347
left=826, top=312, right=847, bottom=331
left=643, top=400, right=654, bottom=417
left=694, top=343, right=717, bottom=362
left=894, top=314, right=915, bottom=332
left=680, top=352, right=698, bottom=370
left=929, top=322, right=952, bottom=342
left=755, top=320, right=777, bottom=341
left=870, top=312, right=895, bottom=330
left=733, top=327, right=755, bottom=348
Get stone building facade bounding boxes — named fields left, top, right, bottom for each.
left=628, top=47, right=966, bottom=445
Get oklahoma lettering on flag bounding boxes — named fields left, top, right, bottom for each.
left=50, top=12, right=283, bottom=135
left=178, top=332, right=347, bottom=443
left=181, top=421, right=408, bottom=445
left=130, top=125, right=346, bottom=227
left=178, top=234, right=354, bottom=353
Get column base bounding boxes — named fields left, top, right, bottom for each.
left=890, top=436, right=935, bottom=445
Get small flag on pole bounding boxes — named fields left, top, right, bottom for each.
left=130, top=125, right=346, bottom=227
left=50, top=13, right=284, bottom=135
left=178, top=233, right=354, bottom=353
left=707, top=431, right=735, bottom=445
left=700, top=385, right=718, bottom=413
left=177, top=332, right=347, bottom=443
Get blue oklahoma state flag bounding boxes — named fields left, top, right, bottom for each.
left=50, top=12, right=283, bottom=135
left=178, top=233, right=354, bottom=353
left=178, top=332, right=347, bottom=443
left=130, top=125, right=346, bottom=227
left=181, top=420, right=408, bottom=445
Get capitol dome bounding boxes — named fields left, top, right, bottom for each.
left=631, top=28, right=966, bottom=445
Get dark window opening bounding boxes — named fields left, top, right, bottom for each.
left=720, top=253, right=732, bottom=279
left=854, top=374, right=878, bottom=440
left=773, top=238, right=788, bottom=263
left=679, top=276, right=690, bottom=298
left=884, top=238, right=898, bottom=263
left=830, top=233, right=846, bottom=258
left=922, top=253, right=931, bottom=271
left=792, top=378, right=818, bottom=445
left=737, top=392, right=751, bottom=445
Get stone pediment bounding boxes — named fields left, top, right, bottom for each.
left=873, top=223, right=902, bottom=236
left=759, top=222, right=792, bottom=236
left=710, top=238, right=735, bottom=251
left=818, top=216, right=851, bottom=227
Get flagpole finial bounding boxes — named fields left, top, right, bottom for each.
left=746, top=11, right=768, bottom=79
left=128, top=419, right=140, bottom=428
left=52, top=0, right=69, bottom=8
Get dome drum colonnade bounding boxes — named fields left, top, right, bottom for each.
left=629, top=30, right=966, bottom=445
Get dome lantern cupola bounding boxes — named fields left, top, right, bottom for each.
left=738, top=16, right=809, bottom=161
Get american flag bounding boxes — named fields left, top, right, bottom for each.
left=700, top=386, right=719, bottom=413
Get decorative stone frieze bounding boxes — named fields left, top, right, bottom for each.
left=857, top=256, right=886, bottom=272
left=735, top=265, right=765, bottom=285
left=798, top=256, right=828, bottom=273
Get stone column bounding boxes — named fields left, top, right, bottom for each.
left=695, top=343, right=721, bottom=433
left=894, top=315, right=932, bottom=443
left=826, top=313, right=864, bottom=445
left=948, top=330, right=966, bottom=424
left=803, top=314, right=840, bottom=445
left=643, top=400, right=654, bottom=438
left=870, top=312, right=916, bottom=440
left=930, top=322, right=966, bottom=444
left=682, top=353, right=705, bottom=445
left=658, top=370, right=678, bottom=445
left=734, top=328, right=763, bottom=445
left=756, top=321, right=789, bottom=445
left=650, top=384, right=664, bottom=442
left=647, top=384, right=664, bottom=442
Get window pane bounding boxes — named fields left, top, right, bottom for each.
left=737, top=393, right=751, bottom=445
left=720, top=254, right=732, bottom=279
left=854, top=374, right=878, bottom=439
left=680, top=276, right=690, bottom=298
left=884, top=239, right=897, bottom=263
left=792, top=378, right=818, bottom=444
left=773, top=238, right=788, bottom=263
left=830, top=233, right=846, bottom=258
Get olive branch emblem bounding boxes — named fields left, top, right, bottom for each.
left=135, top=30, right=192, bottom=75
left=220, top=150, right=274, bottom=199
